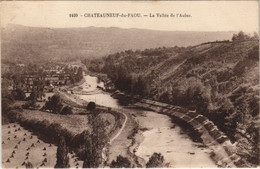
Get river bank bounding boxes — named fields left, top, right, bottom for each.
left=126, top=109, right=217, bottom=168
left=60, top=74, right=220, bottom=168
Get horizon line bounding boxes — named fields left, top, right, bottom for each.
left=4, top=23, right=254, bottom=33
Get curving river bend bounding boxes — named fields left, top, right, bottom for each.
left=76, top=75, right=217, bottom=168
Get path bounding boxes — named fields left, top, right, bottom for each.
left=106, top=109, right=138, bottom=165
left=109, top=109, right=128, bottom=144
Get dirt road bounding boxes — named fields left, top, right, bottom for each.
left=109, top=109, right=128, bottom=144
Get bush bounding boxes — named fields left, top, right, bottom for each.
left=248, top=46, right=259, bottom=60
left=22, top=101, right=37, bottom=109
left=146, top=152, right=165, bottom=168
left=232, top=31, right=251, bottom=41
left=60, top=106, right=73, bottom=115
left=2, top=98, right=14, bottom=115
left=43, top=94, right=63, bottom=114
left=86, top=102, right=96, bottom=111
left=110, top=155, right=131, bottom=168
left=184, top=78, right=211, bottom=115
left=12, top=88, right=26, bottom=100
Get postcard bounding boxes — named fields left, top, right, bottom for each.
left=1, top=1, right=259, bottom=168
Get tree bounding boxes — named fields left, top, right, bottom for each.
left=60, top=106, right=73, bottom=115
left=86, top=102, right=96, bottom=111
left=184, top=78, right=211, bottom=115
left=232, top=31, right=251, bottom=41
left=55, top=137, right=70, bottom=168
left=146, top=152, right=165, bottom=168
left=82, top=115, right=109, bottom=168
left=133, top=76, right=150, bottom=97
left=26, top=90, right=38, bottom=107
left=12, top=74, right=22, bottom=90
left=110, top=155, right=131, bottom=168
left=252, top=32, right=259, bottom=41
left=248, top=45, right=259, bottom=60
left=43, top=94, right=63, bottom=114
left=12, top=88, right=26, bottom=100
left=76, top=67, right=83, bottom=82
left=2, top=85, right=14, bottom=124
left=159, top=91, right=171, bottom=104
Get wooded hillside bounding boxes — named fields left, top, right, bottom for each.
left=88, top=32, right=259, bottom=166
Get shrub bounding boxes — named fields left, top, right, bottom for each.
left=146, top=152, right=165, bottom=168
left=184, top=78, right=211, bottom=115
left=26, top=91, right=38, bottom=104
left=12, top=88, right=26, bottom=100
left=248, top=46, right=259, bottom=60
left=232, top=31, right=251, bottom=41
left=110, top=155, right=131, bottom=168
left=86, top=102, right=96, bottom=111
left=43, top=94, right=63, bottom=114
left=7, top=110, right=21, bottom=123
left=22, top=101, right=36, bottom=109
left=60, top=106, right=73, bottom=115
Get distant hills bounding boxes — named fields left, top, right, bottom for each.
left=1, top=24, right=236, bottom=63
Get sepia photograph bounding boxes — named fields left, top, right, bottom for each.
left=0, top=1, right=259, bottom=168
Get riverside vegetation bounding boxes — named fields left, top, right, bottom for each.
left=86, top=31, right=259, bottom=167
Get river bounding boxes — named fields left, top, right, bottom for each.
left=76, top=75, right=217, bottom=168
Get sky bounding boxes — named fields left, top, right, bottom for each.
left=0, top=1, right=259, bottom=32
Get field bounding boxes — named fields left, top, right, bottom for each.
left=19, top=110, right=90, bottom=135
left=2, top=108, right=116, bottom=168
left=2, top=123, right=84, bottom=168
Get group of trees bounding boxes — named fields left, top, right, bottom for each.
left=104, top=65, right=151, bottom=97
left=41, top=94, right=73, bottom=115
left=146, top=153, right=165, bottom=168
left=2, top=65, right=46, bottom=110
left=85, top=46, right=187, bottom=97
left=11, top=88, right=26, bottom=101
left=2, top=63, right=84, bottom=101
left=64, top=66, right=84, bottom=84
left=1, top=81, right=15, bottom=124
left=81, top=111, right=109, bottom=168
left=55, top=137, right=70, bottom=168
left=110, top=155, right=132, bottom=168
left=110, top=152, right=165, bottom=168
left=159, top=75, right=259, bottom=165
left=232, top=31, right=259, bottom=42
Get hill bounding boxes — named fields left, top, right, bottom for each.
left=1, top=24, right=235, bottom=64
left=88, top=35, right=259, bottom=166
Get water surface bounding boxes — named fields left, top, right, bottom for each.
left=77, top=75, right=217, bottom=167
